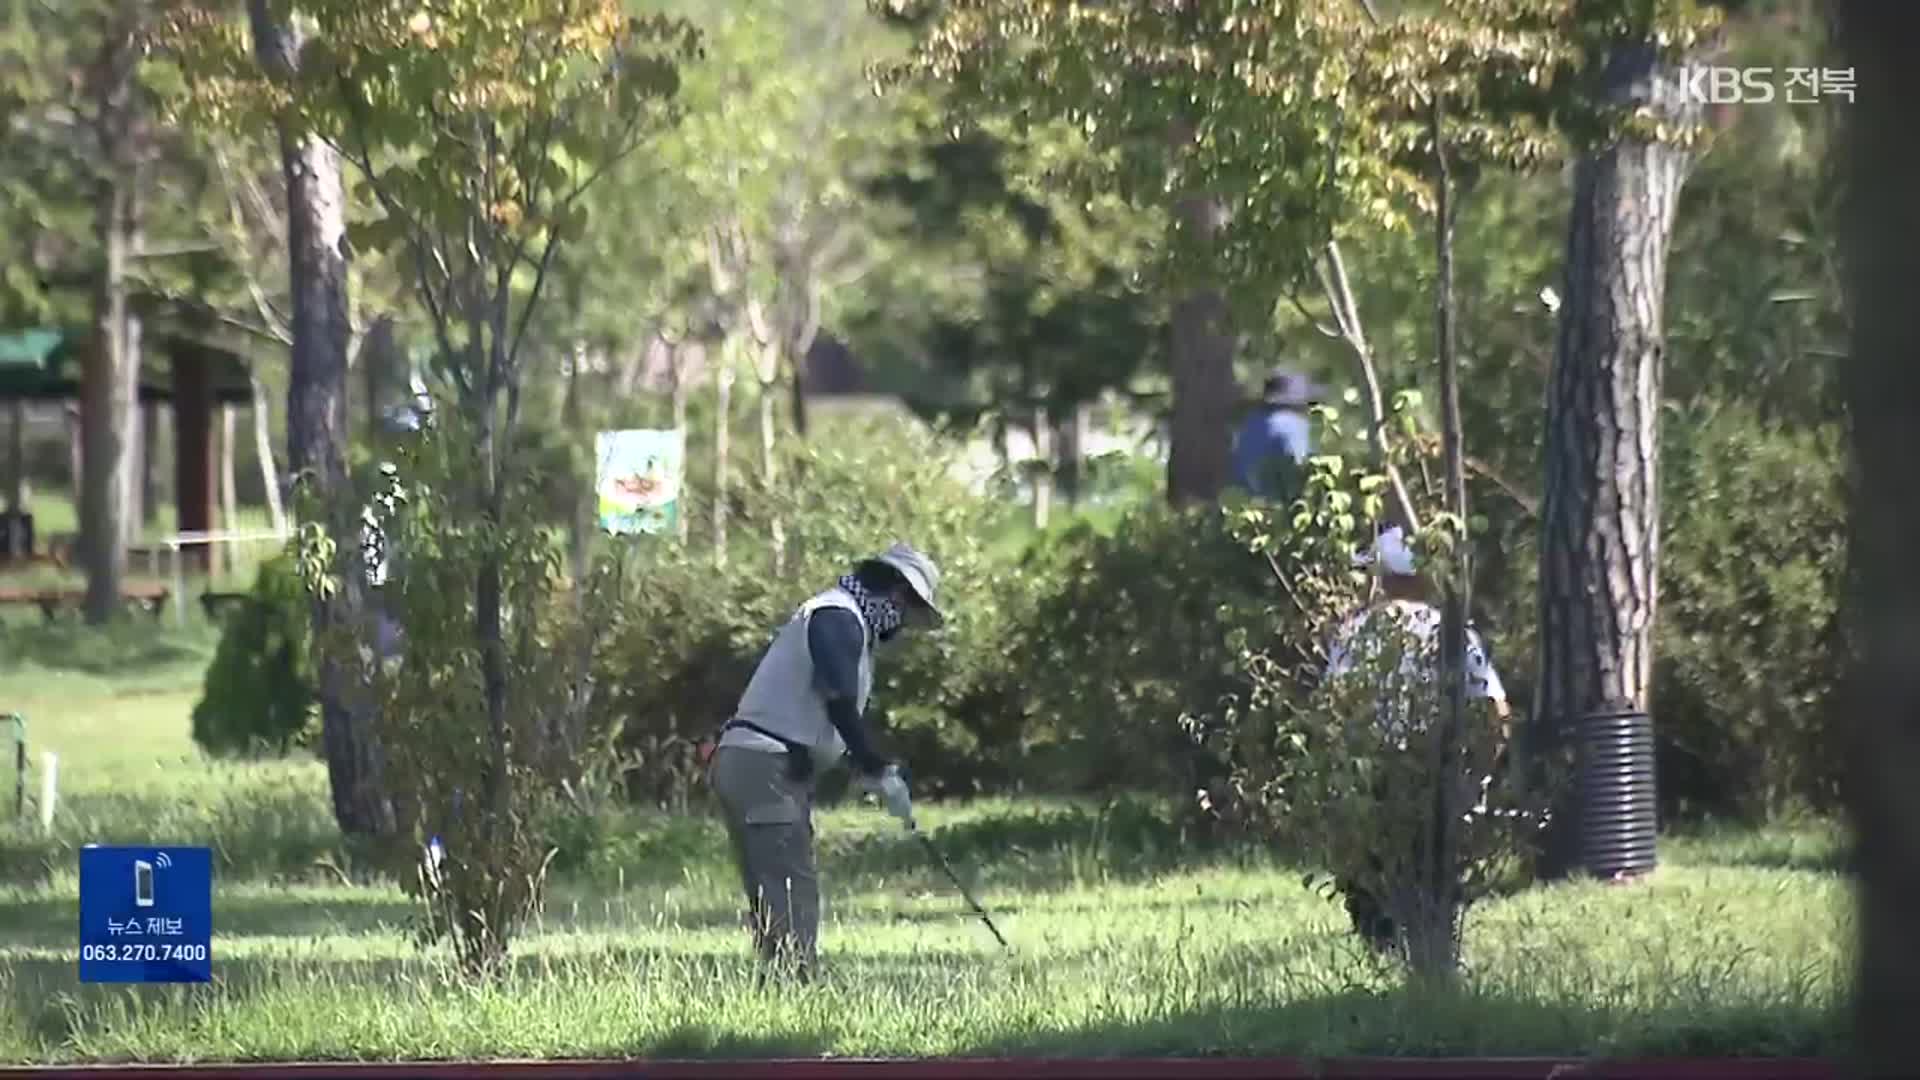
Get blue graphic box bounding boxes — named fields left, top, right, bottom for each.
left=78, top=846, right=212, bottom=983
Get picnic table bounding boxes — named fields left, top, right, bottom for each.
left=0, top=583, right=171, bottom=621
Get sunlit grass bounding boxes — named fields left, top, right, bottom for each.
left=0, top=644, right=1856, bottom=1064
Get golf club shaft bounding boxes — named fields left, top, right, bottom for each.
left=910, top=821, right=1009, bottom=948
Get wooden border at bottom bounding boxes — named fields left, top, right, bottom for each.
left=0, top=1057, right=1842, bottom=1080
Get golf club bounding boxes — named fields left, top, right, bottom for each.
left=907, top=816, right=1009, bottom=948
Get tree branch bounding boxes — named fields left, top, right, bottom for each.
left=1317, top=240, right=1422, bottom=532
left=212, top=145, right=293, bottom=343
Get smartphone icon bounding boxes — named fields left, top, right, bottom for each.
left=134, top=860, right=154, bottom=908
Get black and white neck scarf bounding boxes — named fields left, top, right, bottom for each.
left=838, top=573, right=904, bottom=643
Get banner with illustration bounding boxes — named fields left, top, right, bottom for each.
left=595, top=429, right=684, bottom=536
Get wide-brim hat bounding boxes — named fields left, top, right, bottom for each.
left=1262, top=369, right=1324, bottom=408
left=874, top=542, right=944, bottom=627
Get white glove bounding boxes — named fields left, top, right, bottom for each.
left=877, top=765, right=912, bottom=822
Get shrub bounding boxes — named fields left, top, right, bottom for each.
left=1003, top=502, right=1282, bottom=800
left=1654, top=405, right=1848, bottom=820
left=298, top=410, right=624, bottom=977
left=595, top=412, right=1031, bottom=807
left=1213, top=407, right=1556, bottom=978
left=190, top=554, right=318, bottom=757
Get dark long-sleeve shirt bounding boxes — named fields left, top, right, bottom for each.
left=807, top=607, right=887, bottom=776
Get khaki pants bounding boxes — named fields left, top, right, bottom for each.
left=707, top=745, right=819, bottom=976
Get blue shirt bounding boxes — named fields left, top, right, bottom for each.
left=1232, top=408, right=1311, bottom=494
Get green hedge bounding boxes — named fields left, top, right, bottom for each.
left=1654, top=405, right=1848, bottom=820
left=190, top=553, right=318, bottom=757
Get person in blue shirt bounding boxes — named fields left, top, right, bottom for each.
left=1232, top=368, right=1321, bottom=499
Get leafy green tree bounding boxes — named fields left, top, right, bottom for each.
left=168, top=0, right=699, bottom=973
left=847, top=115, right=1166, bottom=517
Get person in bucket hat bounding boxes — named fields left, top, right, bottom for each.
left=1232, top=367, right=1324, bottom=499
left=705, top=542, right=944, bottom=980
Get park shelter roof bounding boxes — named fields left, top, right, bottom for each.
left=0, top=327, right=255, bottom=405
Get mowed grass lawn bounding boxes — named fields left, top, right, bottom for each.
left=0, top=628, right=1856, bottom=1064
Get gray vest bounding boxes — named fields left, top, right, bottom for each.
left=724, top=588, right=874, bottom=768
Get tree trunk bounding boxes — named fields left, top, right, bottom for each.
left=118, top=314, right=143, bottom=553
left=360, top=314, right=398, bottom=440
left=1413, top=106, right=1469, bottom=985
left=1165, top=202, right=1236, bottom=507
left=251, top=374, right=286, bottom=535
left=1031, top=407, right=1053, bottom=530
left=1837, top=9, right=1920, bottom=1075
left=123, top=172, right=145, bottom=546
left=755, top=341, right=784, bottom=575
left=220, top=405, right=238, bottom=576
left=1532, top=43, right=1698, bottom=878
left=251, top=0, right=380, bottom=837
left=4, top=401, right=23, bottom=513
left=139, top=403, right=156, bottom=527
left=1058, top=404, right=1088, bottom=508
left=670, top=340, right=692, bottom=545
left=65, top=406, right=80, bottom=518
left=81, top=75, right=134, bottom=622
left=565, top=339, right=591, bottom=581
left=713, top=340, right=733, bottom=568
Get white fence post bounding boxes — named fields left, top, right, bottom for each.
left=39, top=750, right=56, bottom=834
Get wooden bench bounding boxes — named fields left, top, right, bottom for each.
left=0, top=584, right=171, bottom=621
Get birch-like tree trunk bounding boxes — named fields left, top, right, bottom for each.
left=670, top=340, right=692, bottom=545
left=1532, top=43, right=1699, bottom=876
left=754, top=339, right=784, bottom=575
left=1030, top=407, right=1053, bottom=530
left=713, top=339, right=734, bottom=568
left=565, top=339, right=591, bottom=581
left=250, top=374, right=286, bottom=535
left=219, top=405, right=238, bottom=576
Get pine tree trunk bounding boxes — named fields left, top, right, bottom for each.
left=756, top=343, right=784, bottom=575
left=1533, top=43, right=1698, bottom=877
left=81, top=67, right=134, bottom=623
left=251, top=0, right=381, bottom=837
left=1166, top=196, right=1236, bottom=508
left=1836, top=8, right=1920, bottom=1075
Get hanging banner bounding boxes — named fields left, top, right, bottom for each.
left=595, top=429, right=684, bottom=536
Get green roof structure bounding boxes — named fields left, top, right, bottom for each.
left=0, top=328, right=256, bottom=405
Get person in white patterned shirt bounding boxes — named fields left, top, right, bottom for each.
left=1322, top=523, right=1512, bottom=951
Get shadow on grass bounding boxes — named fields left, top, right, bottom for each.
left=0, top=621, right=218, bottom=681
left=1662, top=821, right=1855, bottom=876
left=580, top=796, right=1265, bottom=900
left=941, top=986, right=1847, bottom=1059
left=0, top=888, right=420, bottom=949
left=0, top=937, right=1850, bottom=1061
